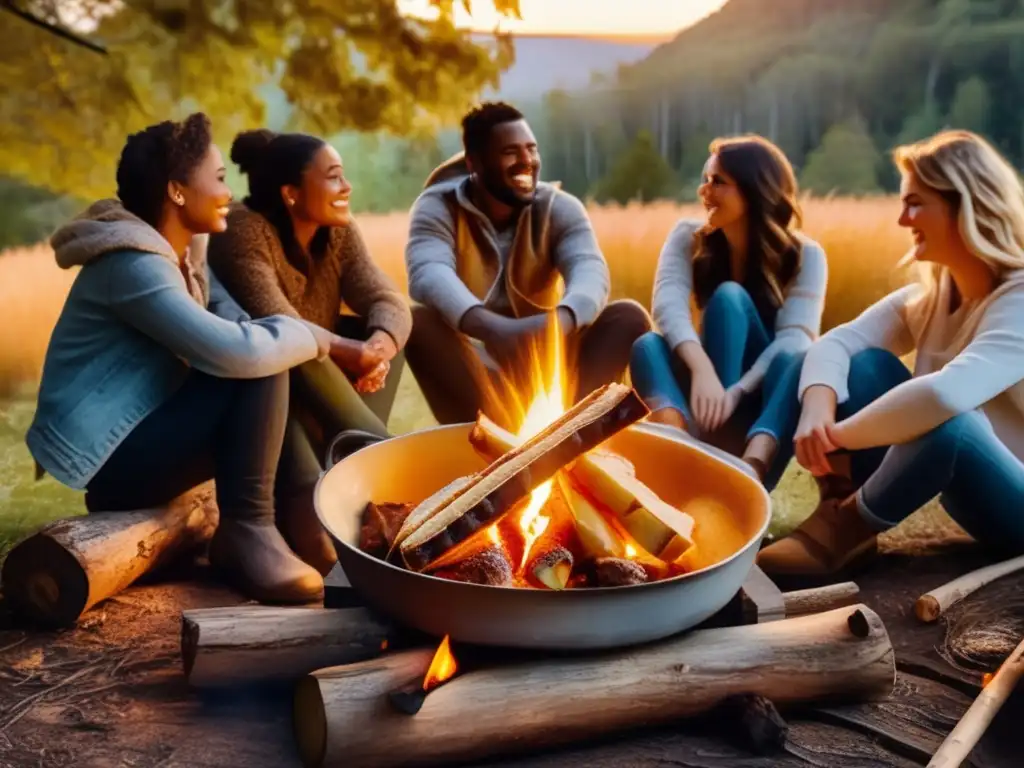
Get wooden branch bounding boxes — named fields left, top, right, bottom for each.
left=1, top=483, right=216, bottom=628
left=293, top=604, right=895, bottom=768
left=927, top=635, right=1024, bottom=767
left=1, top=3, right=108, bottom=54
left=781, top=582, right=861, bottom=617
left=915, top=553, right=1024, bottom=623
left=181, top=606, right=400, bottom=688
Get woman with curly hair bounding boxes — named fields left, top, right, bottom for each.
left=758, top=130, right=1024, bottom=582
left=629, top=135, right=829, bottom=489
left=26, top=113, right=370, bottom=604
left=206, top=129, right=412, bottom=575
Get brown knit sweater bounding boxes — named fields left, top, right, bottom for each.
left=206, top=204, right=412, bottom=348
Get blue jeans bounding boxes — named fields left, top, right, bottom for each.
left=629, top=282, right=804, bottom=491
left=822, top=348, right=1024, bottom=555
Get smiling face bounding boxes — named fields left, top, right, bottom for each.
left=172, top=143, right=233, bottom=234
left=898, top=170, right=963, bottom=266
left=284, top=143, right=353, bottom=227
left=697, top=153, right=747, bottom=231
left=470, top=118, right=541, bottom=208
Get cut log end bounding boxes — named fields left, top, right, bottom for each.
left=0, top=534, right=89, bottom=628
left=914, top=594, right=942, bottom=623
left=293, top=676, right=328, bottom=768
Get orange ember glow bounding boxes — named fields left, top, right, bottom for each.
left=512, top=318, right=568, bottom=569
left=423, top=635, right=458, bottom=692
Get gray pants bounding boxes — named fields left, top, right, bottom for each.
left=404, top=300, right=653, bottom=430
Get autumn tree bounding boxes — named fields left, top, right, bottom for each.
left=1, top=0, right=520, bottom=199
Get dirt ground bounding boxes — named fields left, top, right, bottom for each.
left=0, top=512, right=998, bottom=768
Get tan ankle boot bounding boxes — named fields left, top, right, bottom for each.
left=208, top=518, right=324, bottom=604
left=277, top=488, right=339, bottom=577
left=756, top=493, right=878, bottom=581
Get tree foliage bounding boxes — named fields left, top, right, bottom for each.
left=800, top=117, right=883, bottom=196
left=1, top=0, right=520, bottom=199
left=590, top=130, right=679, bottom=205
left=541, top=0, right=1024, bottom=199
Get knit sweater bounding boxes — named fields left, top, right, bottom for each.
left=405, top=153, right=610, bottom=330
left=798, top=268, right=1024, bottom=459
left=652, top=218, right=829, bottom=394
left=206, top=204, right=412, bottom=348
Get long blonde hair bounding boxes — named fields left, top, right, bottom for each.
left=893, top=130, right=1024, bottom=293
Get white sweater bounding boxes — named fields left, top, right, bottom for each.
left=798, top=268, right=1024, bottom=459
left=652, top=219, right=829, bottom=393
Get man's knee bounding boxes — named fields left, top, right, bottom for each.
left=593, top=299, right=653, bottom=339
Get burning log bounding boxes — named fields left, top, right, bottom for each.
left=358, top=501, right=414, bottom=560
left=395, top=383, right=648, bottom=571
left=522, top=478, right=579, bottom=589
left=181, top=606, right=400, bottom=688
left=292, top=604, right=895, bottom=768
left=432, top=543, right=514, bottom=586
left=1, top=482, right=216, bottom=628
left=589, top=557, right=649, bottom=587
left=528, top=547, right=573, bottom=590
left=470, top=412, right=694, bottom=565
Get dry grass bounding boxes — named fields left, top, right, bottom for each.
left=0, top=195, right=914, bottom=397
left=0, top=195, right=961, bottom=553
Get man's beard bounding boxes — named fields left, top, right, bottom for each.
left=479, top=167, right=534, bottom=209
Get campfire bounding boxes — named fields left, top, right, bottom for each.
left=358, top=319, right=700, bottom=590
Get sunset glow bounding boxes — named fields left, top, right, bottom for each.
left=399, top=0, right=729, bottom=39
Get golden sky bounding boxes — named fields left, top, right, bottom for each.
left=399, top=0, right=729, bottom=37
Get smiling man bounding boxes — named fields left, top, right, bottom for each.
left=404, top=101, right=652, bottom=426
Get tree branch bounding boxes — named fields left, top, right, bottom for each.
left=1, top=2, right=108, bottom=54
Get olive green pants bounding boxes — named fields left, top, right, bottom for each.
left=276, top=316, right=402, bottom=496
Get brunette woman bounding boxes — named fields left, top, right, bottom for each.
left=629, top=135, right=828, bottom=489
left=206, top=129, right=412, bottom=574
left=27, top=114, right=371, bottom=604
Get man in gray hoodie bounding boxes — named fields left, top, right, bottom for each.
left=404, top=102, right=651, bottom=426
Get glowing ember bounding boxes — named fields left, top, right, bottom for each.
left=423, top=635, right=457, bottom=692
left=513, top=317, right=568, bottom=569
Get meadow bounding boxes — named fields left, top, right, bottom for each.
left=0, top=196, right=959, bottom=558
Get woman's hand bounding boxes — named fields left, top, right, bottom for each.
left=365, top=330, right=399, bottom=364
left=354, top=361, right=390, bottom=394
left=328, top=336, right=387, bottom=377
left=689, top=367, right=728, bottom=433
left=794, top=385, right=839, bottom=476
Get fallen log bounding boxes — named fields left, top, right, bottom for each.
left=915, top=553, right=1024, bottom=623
left=927, top=634, right=1024, bottom=767
left=181, top=605, right=400, bottom=688
left=1, top=482, right=217, bottom=628
left=293, top=603, right=895, bottom=768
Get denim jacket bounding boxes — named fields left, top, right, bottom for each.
left=26, top=200, right=333, bottom=490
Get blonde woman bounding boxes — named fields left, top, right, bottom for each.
left=758, top=130, right=1024, bottom=582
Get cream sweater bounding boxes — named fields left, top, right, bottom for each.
left=652, top=219, right=829, bottom=393
left=798, top=269, right=1024, bottom=459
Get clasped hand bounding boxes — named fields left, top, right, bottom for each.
left=793, top=384, right=843, bottom=476
left=328, top=330, right=398, bottom=394
left=689, top=368, right=743, bottom=433
left=467, top=307, right=575, bottom=370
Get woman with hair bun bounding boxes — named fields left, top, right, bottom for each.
left=207, top=129, right=411, bottom=575
left=27, top=113, right=363, bottom=605
left=629, top=134, right=829, bottom=490
left=759, top=130, right=1024, bottom=581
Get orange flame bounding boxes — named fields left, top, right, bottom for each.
left=423, top=635, right=458, bottom=692
left=512, top=316, right=569, bottom=568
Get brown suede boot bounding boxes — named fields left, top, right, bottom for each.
left=277, top=487, right=339, bottom=577
left=756, top=493, right=879, bottom=584
left=208, top=518, right=324, bottom=604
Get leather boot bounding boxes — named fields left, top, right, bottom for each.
left=277, top=486, right=339, bottom=577
left=208, top=518, right=324, bottom=604
left=756, top=492, right=879, bottom=584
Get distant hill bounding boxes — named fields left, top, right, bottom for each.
left=481, top=33, right=659, bottom=102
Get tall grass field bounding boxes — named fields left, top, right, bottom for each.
left=0, top=196, right=958, bottom=558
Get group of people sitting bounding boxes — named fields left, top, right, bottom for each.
left=26, top=100, right=1024, bottom=605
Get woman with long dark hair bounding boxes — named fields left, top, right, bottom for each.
left=28, top=114, right=364, bottom=604
left=629, top=135, right=828, bottom=489
left=207, top=129, right=411, bottom=575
